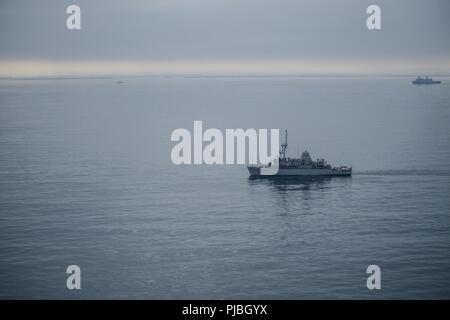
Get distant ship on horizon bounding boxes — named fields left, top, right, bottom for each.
left=247, top=130, right=352, bottom=177
left=412, top=76, right=441, bottom=85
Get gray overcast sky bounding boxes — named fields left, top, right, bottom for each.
left=0, top=0, right=449, bottom=75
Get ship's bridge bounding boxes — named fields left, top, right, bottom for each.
left=300, top=150, right=312, bottom=164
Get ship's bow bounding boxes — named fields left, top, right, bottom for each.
left=247, top=166, right=261, bottom=176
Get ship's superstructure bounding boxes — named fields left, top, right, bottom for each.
left=247, top=130, right=352, bottom=177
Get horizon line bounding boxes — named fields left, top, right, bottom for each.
left=2, top=74, right=450, bottom=81
left=1, top=58, right=450, bottom=78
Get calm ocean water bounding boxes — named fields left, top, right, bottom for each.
left=0, top=76, right=449, bottom=299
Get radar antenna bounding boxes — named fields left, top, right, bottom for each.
left=280, top=129, right=288, bottom=159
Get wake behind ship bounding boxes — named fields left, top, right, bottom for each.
left=247, top=130, right=352, bottom=177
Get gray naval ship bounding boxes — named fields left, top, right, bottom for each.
left=248, top=130, right=352, bottom=177
left=412, top=76, right=441, bottom=85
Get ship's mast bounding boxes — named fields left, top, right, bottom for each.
left=280, top=129, right=288, bottom=159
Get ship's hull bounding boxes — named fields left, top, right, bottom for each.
left=412, top=80, right=441, bottom=85
left=247, top=166, right=352, bottom=177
